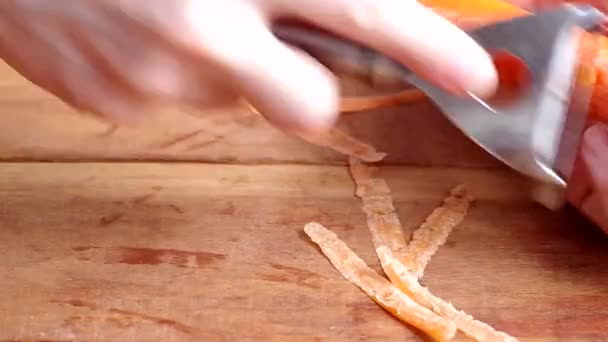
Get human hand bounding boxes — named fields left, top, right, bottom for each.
left=504, top=0, right=608, bottom=232
left=567, top=124, right=608, bottom=233
left=0, top=0, right=498, bottom=130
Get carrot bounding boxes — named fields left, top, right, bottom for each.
left=420, top=0, right=530, bottom=25
left=341, top=0, right=608, bottom=124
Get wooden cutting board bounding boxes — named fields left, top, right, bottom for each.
left=0, top=63, right=500, bottom=167
left=1, top=62, right=608, bottom=342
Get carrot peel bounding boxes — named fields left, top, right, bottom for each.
left=377, top=247, right=519, bottom=342
left=401, top=185, right=474, bottom=279
left=304, top=222, right=458, bottom=342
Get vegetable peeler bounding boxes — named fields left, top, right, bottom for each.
left=273, top=4, right=606, bottom=203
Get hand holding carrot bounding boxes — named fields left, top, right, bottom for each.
left=516, top=0, right=608, bottom=233
left=567, top=123, right=608, bottom=233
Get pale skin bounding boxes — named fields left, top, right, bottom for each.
left=0, top=0, right=606, bottom=232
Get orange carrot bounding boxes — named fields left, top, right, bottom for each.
left=420, top=0, right=530, bottom=26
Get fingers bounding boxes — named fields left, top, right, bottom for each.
left=4, top=0, right=499, bottom=131
left=3, top=0, right=340, bottom=130
left=581, top=124, right=608, bottom=198
left=566, top=155, right=591, bottom=208
left=269, top=0, right=498, bottom=98
left=227, top=29, right=340, bottom=131
left=70, top=24, right=239, bottom=111
left=182, top=3, right=340, bottom=131
left=118, top=1, right=338, bottom=131
left=567, top=124, right=608, bottom=233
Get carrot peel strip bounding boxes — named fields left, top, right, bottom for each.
left=303, top=222, right=457, bottom=342
left=349, top=157, right=410, bottom=262
left=296, top=128, right=387, bottom=163
left=402, top=185, right=474, bottom=279
left=339, top=89, right=426, bottom=113
left=377, top=247, right=519, bottom=342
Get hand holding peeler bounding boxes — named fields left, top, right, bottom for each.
left=273, top=4, right=606, bottom=208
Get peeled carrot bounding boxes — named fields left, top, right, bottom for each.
left=342, top=0, right=608, bottom=123
left=420, top=0, right=530, bottom=26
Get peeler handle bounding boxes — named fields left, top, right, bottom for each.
left=272, top=22, right=414, bottom=84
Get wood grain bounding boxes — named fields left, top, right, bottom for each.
left=2, top=53, right=607, bottom=342
left=0, top=163, right=607, bottom=341
left=0, top=61, right=500, bottom=167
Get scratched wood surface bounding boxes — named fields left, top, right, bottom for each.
left=2, top=60, right=608, bottom=342
left=0, top=163, right=607, bottom=342
left=0, top=62, right=500, bottom=167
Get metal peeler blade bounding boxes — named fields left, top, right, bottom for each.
left=273, top=4, right=606, bottom=189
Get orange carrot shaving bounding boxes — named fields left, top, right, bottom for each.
left=303, top=222, right=457, bottom=342
left=349, top=158, right=472, bottom=279
left=295, top=128, right=386, bottom=163
left=377, top=247, right=519, bottom=342
left=402, top=185, right=474, bottom=279
left=420, top=0, right=529, bottom=23
left=348, top=157, right=410, bottom=262
left=308, top=169, right=516, bottom=340
left=339, top=90, right=426, bottom=113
